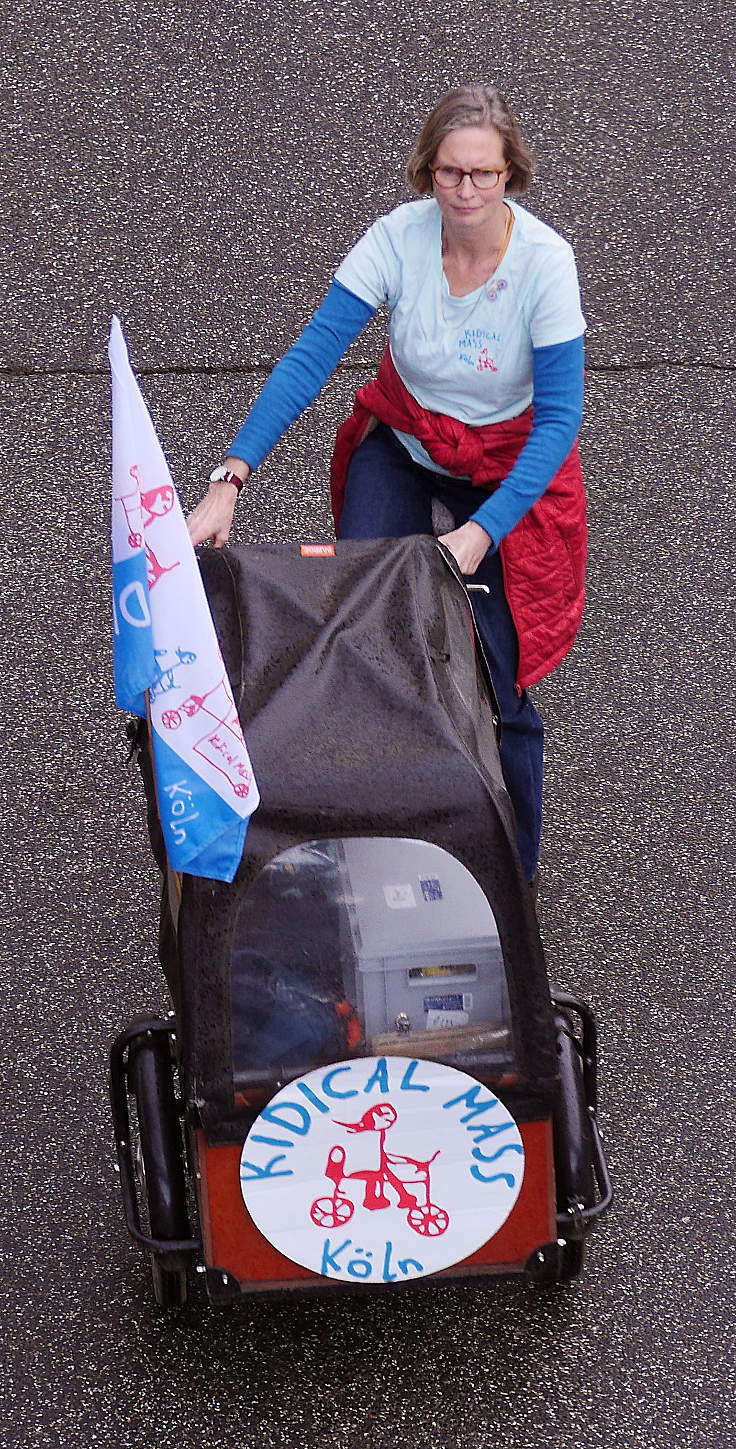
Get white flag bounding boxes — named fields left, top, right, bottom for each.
left=109, top=315, right=258, bottom=881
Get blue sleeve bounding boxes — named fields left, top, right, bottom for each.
left=228, top=280, right=376, bottom=470
left=469, top=335, right=585, bottom=547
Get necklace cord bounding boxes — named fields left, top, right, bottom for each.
left=442, top=203, right=514, bottom=282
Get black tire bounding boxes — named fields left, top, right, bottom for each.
left=553, top=1009, right=595, bottom=1209
left=128, top=1027, right=190, bottom=1308
left=150, top=1254, right=188, bottom=1309
left=550, top=1009, right=595, bottom=1282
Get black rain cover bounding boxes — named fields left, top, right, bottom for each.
left=172, top=538, right=557, bottom=1142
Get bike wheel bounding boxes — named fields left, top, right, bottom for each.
left=310, top=1194, right=354, bottom=1229
left=407, top=1203, right=449, bottom=1237
left=128, top=1027, right=190, bottom=1308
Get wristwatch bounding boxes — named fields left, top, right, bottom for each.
left=209, top=465, right=246, bottom=494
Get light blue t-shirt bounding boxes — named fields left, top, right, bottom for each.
left=335, top=198, right=586, bottom=471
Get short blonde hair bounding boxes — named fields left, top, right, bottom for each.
left=406, top=85, right=534, bottom=197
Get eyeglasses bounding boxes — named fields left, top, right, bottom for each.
left=430, top=165, right=507, bottom=190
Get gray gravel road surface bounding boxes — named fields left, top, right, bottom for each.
left=2, top=2, right=734, bottom=1446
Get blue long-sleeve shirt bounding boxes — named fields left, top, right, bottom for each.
left=229, top=279, right=583, bottom=547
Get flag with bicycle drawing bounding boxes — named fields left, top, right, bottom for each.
left=109, top=315, right=259, bottom=880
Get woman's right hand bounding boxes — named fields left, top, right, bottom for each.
left=186, top=459, right=251, bottom=547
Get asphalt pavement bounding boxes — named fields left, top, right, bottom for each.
left=1, top=1, right=734, bottom=1446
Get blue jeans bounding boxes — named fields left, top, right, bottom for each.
left=339, top=424, right=543, bottom=881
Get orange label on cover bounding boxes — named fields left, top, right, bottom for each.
left=300, top=544, right=336, bottom=557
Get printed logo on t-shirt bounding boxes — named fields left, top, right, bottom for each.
left=458, top=327, right=501, bottom=373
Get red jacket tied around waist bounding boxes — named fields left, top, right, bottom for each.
left=330, top=346, right=587, bottom=691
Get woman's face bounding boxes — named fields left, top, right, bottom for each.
left=431, top=124, right=509, bottom=233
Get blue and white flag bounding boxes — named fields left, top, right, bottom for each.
left=109, top=315, right=259, bottom=881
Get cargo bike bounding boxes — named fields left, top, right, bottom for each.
left=109, top=536, right=612, bottom=1306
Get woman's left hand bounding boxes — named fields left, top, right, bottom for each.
left=438, top=520, right=493, bottom=575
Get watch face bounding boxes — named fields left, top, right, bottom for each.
left=209, top=467, right=229, bottom=483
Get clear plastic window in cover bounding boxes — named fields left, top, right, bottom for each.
left=231, top=838, right=513, bottom=1087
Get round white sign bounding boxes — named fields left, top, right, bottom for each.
left=239, top=1056, right=524, bottom=1285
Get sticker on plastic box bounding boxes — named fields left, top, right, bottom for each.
left=384, top=883, right=416, bottom=909
left=424, top=994, right=464, bottom=1013
left=424, top=993, right=470, bottom=1030
left=419, top=877, right=443, bottom=902
left=426, top=1008, right=469, bottom=1029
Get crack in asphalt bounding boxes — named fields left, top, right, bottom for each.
left=0, top=357, right=733, bottom=380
